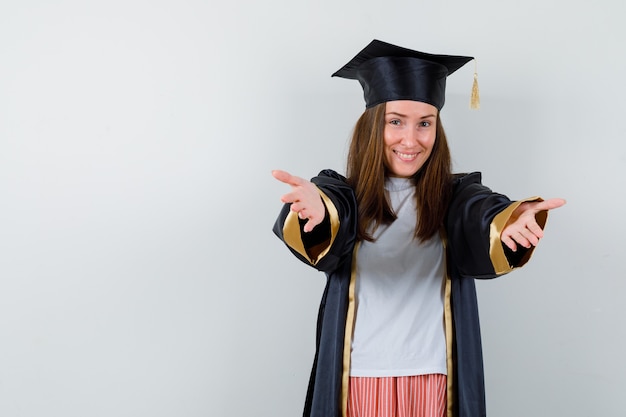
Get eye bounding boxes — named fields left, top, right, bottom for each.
left=389, top=119, right=401, bottom=126
left=419, top=121, right=431, bottom=128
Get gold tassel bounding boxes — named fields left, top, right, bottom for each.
left=470, top=60, right=480, bottom=110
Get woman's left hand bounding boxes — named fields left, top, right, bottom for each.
left=501, top=198, right=566, bottom=252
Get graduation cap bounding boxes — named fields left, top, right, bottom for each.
left=332, top=39, right=478, bottom=110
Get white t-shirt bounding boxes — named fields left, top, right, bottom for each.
left=350, top=177, right=447, bottom=377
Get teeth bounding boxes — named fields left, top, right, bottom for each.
left=395, top=151, right=417, bottom=159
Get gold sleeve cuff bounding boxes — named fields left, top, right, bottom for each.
left=489, top=197, right=547, bottom=275
left=282, top=189, right=340, bottom=265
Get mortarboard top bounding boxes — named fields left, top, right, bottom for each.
left=332, top=39, right=475, bottom=110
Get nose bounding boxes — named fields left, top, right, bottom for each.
left=400, top=127, right=419, bottom=147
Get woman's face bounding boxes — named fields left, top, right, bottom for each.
left=383, top=100, right=437, bottom=178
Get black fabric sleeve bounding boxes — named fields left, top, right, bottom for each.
left=445, top=172, right=531, bottom=279
left=272, top=169, right=358, bottom=274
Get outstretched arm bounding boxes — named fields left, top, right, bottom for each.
left=500, top=198, right=566, bottom=252
left=272, top=169, right=326, bottom=233
left=272, top=169, right=358, bottom=272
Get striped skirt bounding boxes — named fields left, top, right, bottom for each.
left=347, top=374, right=446, bottom=417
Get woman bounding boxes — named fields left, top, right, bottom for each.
left=272, top=39, right=565, bottom=417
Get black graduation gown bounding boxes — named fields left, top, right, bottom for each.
left=273, top=169, right=547, bottom=417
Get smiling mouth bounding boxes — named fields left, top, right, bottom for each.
left=394, top=150, right=418, bottom=161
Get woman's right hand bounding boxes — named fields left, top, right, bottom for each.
left=272, top=170, right=325, bottom=232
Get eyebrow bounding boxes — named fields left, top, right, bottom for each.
left=385, top=112, right=437, bottom=119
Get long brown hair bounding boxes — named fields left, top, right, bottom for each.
left=345, top=102, right=453, bottom=242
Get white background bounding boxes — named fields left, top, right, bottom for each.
left=1, top=1, right=624, bottom=416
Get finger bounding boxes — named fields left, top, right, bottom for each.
left=272, top=170, right=305, bottom=187
left=525, top=221, right=544, bottom=240
left=281, top=192, right=298, bottom=204
left=512, top=230, right=532, bottom=249
left=518, top=228, right=540, bottom=247
left=289, top=202, right=303, bottom=212
left=533, top=198, right=567, bottom=212
left=281, top=191, right=309, bottom=205
left=271, top=169, right=290, bottom=182
left=501, top=234, right=518, bottom=252
left=303, top=217, right=322, bottom=233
